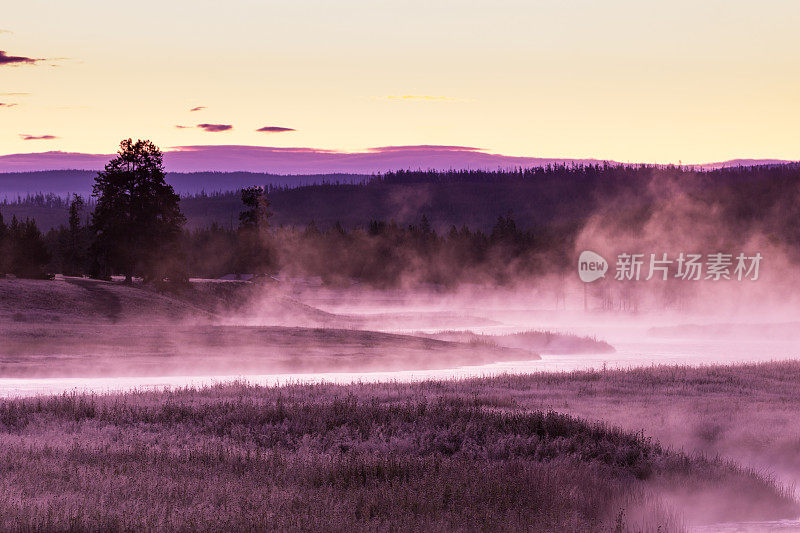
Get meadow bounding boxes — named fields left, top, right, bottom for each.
left=1, top=362, right=800, bottom=531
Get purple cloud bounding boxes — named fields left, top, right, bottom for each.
left=257, top=126, right=296, bottom=133
left=19, top=134, right=58, bottom=140
left=0, top=50, right=41, bottom=66
left=0, top=145, right=791, bottom=175
left=190, top=106, right=206, bottom=112
left=157, top=145, right=608, bottom=173
left=0, top=144, right=616, bottom=173
left=197, top=123, right=232, bottom=132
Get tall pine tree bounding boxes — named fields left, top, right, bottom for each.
left=64, top=194, right=88, bottom=276
left=7, top=216, right=50, bottom=279
left=0, top=211, right=8, bottom=276
left=91, top=139, right=186, bottom=282
left=235, top=186, right=273, bottom=276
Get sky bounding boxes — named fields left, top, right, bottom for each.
left=1, top=0, right=799, bottom=166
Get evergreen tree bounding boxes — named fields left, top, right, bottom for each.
left=419, top=214, right=433, bottom=236
left=0, top=211, right=8, bottom=276
left=64, top=194, right=88, bottom=276
left=90, top=139, right=186, bottom=282
left=235, top=186, right=273, bottom=276
left=9, top=216, right=50, bottom=279
left=184, top=223, right=237, bottom=278
left=239, top=186, right=272, bottom=231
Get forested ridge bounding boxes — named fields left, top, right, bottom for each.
left=3, top=161, right=799, bottom=286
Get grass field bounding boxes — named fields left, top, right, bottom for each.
left=1, top=363, right=800, bottom=531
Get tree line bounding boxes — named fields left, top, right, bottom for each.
left=180, top=213, right=569, bottom=286
left=3, top=200, right=568, bottom=287
left=0, top=140, right=269, bottom=284
left=2, top=139, right=800, bottom=286
left=0, top=139, right=570, bottom=286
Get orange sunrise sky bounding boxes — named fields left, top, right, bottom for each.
left=2, top=0, right=799, bottom=164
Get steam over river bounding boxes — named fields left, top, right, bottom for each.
left=2, top=309, right=800, bottom=532
left=2, top=320, right=797, bottom=399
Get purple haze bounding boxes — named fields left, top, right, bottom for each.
left=0, top=145, right=609, bottom=173
left=0, top=145, right=792, bottom=174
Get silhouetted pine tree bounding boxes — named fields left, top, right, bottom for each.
left=0, top=211, right=8, bottom=276
left=8, top=216, right=51, bottom=279
left=235, top=186, right=273, bottom=275
left=62, top=194, right=89, bottom=276
left=90, top=139, right=186, bottom=282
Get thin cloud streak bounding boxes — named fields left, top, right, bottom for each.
left=257, top=126, right=296, bottom=133
left=176, top=124, right=233, bottom=132
left=0, top=50, right=41, bottom=66
left=0, top=103, right=18, bottom=108
left=197, top=124, right=233, bottom=132
left=190, top=106, right=206, bottom=112
left=19, top=134, right=58, bottom=140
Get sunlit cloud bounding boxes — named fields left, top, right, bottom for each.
left=256, top=126, right=296, bottom=133
left=0, top=30, right=12, bottom=35
left=19, top=134, right=58, bottom=140
left=190, top=106, right=206, bottom=112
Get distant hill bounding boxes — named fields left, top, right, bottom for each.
left=3, top=163, right=800, bottom=238
left=0, top=144, right=792, bottom=178
left=0, top=144, right=612, bottom=174
left=0, top=170, right=368, bottom=199
left=0, top=150, right=793, bottom=201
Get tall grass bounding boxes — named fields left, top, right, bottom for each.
left=0, top=368, right=798, bottom=531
